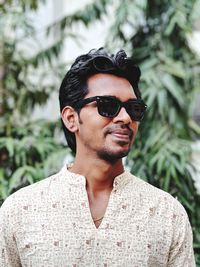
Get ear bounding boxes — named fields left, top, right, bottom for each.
left=61, top=106, right=79, bottom=133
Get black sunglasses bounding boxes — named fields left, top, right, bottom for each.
left=73, top=96, right=147, bottom=122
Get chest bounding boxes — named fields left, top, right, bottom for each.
left=15, top=190, right=172, bottom=267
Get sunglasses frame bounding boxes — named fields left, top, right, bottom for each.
left=73, top=95, right=147, bottom=122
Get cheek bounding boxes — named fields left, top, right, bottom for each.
left=78, top=115, right=108, bottom=140
left=81, top=110, right=110, bottom=130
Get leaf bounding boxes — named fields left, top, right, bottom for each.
left=189, top=120, right=200, bottom=135
left=141, top=58, right=158, bottom=71
left=161, top=73, right=185, bottom=108
left=8, top=165, right=39, bottom=193
left=8, top=167, right=26, bottom=192
left=158, top=53, right=186, bottom=78
left=163, top=169, right=171, bottom=192
left=0, top=169, right=9, bottom=199
left=0, top=137, right=14, bottom=157
left=191, top=0, right=200, bottom=23
left=164, top=13, right=177, bottom=35
left=157, top=90, right=167, bottom=117
left=144, top=126, right=169, bottom=151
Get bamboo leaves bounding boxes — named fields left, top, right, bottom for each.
left=0, top=120, right=68, bottom=202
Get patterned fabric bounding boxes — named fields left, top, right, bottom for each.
left=0, top=166, right=195, bottom=267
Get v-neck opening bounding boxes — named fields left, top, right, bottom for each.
left=83, top=186, right=115, bottom=230
left=63, top=166, right=131, bottom=230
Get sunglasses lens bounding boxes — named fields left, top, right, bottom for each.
left=126, top=102, right=146, bottom=121
left=98, top=98, right=120, bottom=117
left=75, top=96, right=147, bottom=122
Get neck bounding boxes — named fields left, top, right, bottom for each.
left=70, top=155, right=124, bottom=194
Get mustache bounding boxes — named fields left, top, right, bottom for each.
left=105, top=124, right=134, bottom=139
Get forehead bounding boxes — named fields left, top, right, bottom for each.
left=86, top=73, right=137, bottom=100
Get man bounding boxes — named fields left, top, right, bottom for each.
left=0, top=48, right=195, bottom=266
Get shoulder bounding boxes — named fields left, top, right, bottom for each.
left=125, top=171, right=188, bottom=219
left=0, top=166, right=67, bottom=216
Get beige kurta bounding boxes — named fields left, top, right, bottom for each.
left=0, top=166, right=195, bottom=267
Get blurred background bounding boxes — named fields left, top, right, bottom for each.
left=0, top=0, right=200, bottom=263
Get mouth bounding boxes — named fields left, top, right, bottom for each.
left=106, top=125, right=134, bottom=145
left=110, top=131, right=132, bottom=143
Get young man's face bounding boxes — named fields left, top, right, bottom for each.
left=75, top=73, right=139, bottom=163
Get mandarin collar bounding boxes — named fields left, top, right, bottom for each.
left=60, top=164, right=133, bottom=190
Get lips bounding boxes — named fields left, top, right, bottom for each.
left=112, top=131, right=130, bottom=137
left=106, top=125, right=133, bottom=143
left=110, top=130, right=132, bottom=142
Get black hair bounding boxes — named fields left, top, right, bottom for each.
left=59, top=47, right=141, bottom=153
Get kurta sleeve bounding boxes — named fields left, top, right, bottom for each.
left=167, top=201, right=196, bottom=267
left=0, top=196, right=21, bottom=267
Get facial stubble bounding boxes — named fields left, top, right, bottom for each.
left=77, top=113, right=134, bottom=164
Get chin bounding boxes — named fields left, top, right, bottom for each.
left=98, top=148, right=130, bottom=164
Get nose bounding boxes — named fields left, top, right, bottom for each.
left=112, top=107, right=132, bottom=124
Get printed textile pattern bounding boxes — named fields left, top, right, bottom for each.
left=0, top=166, right=195, bottom=267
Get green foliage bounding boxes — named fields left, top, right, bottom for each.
left=0, top=0, right=44, bottom=11
left=46, top=0, right=110, bottom=32
left=0, top=119, right=68, bottom=204
left=0, top=0, right=70, bottom=204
